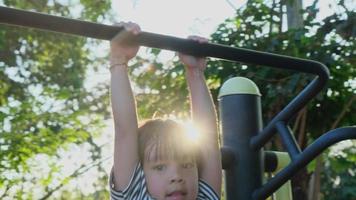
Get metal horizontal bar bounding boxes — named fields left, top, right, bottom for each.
left=0, top=6, right=328, bottom=76
left=0, top=6, right=122, bottom=40
left=253, top=126, right=356, bottom=200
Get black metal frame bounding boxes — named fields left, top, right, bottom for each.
left=1, top=6, right=355, bottom=200
left=253, top=127, right=356, bottom=199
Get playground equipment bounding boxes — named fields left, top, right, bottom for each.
left=1, top=6, right=355, bottom=200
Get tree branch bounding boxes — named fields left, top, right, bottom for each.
left=224, top=0, right=237, bottom=11
left=38, top=156, right=110, bottom=200
left=297, top=108, right=307, bottom=149
left=331, top=95, right=355, bottom=129
left=0, top=185, right=11, bottom=199
left=293, top=107, right=303, bottom=132
left=269, top=0, right=276, bottom=35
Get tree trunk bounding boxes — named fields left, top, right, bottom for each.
left=284, top=1, right=307, bottom=199
left=308, top=156, right=323, bottom=200
left=285, top=0, right=304, bottom=29
left=309, top=96, right=355, bottom=199
left=291, top=108, right=309, bottom=200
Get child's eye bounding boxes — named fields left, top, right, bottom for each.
left=153, top=164, right=166, bottom=171
left=182, top=162, right=195, bottom=169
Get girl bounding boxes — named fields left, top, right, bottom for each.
left=109, top=22, right=221, bottom=200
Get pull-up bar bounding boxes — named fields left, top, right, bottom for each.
left=0, top=6, right=329, bottom=142
left=0, top=6, right=327, bottom=73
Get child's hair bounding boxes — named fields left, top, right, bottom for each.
left=138, top=119, right=199, bottom=164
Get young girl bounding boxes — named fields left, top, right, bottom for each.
left=109, top=22, right=222, bottom=200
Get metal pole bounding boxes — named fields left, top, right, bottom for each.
left=0, top=6, right=329, bottom=76
left=219, top=77, right=263, bottom=200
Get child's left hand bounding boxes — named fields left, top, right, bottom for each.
left=178, top=36, right=208, bottom=71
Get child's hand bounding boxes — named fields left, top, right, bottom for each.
left=110, top=22, right=141, bottom=66
left=178, top=36, right=208, bottom=71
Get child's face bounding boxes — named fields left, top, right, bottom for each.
left=143, top=158, right=199, bottom=200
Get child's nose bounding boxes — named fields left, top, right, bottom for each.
left=169, top=168, right=184, bottom=183
left=170, top=176, right=184, bottom=183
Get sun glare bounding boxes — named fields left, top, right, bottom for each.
left=182, top=121, right=201, bottom=143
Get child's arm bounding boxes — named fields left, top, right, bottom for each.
left=179, top=36, right=222, bottom=195
left=110, top=22, right=140, bottom=191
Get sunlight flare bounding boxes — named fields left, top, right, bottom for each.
left=182, top=121, right=201, bottom=143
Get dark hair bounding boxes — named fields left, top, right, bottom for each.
left=138, top=119, right=199, bottom=164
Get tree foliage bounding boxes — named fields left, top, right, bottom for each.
left=0, top=1, right=111, bottom=199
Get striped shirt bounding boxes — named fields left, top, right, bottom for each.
left=110, top=163, right=219, bottom=200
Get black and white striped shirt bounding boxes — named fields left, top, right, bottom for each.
left=110, top=163, right=219, bottom=200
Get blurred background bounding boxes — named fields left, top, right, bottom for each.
left=0, top=0, right=355, bottom=199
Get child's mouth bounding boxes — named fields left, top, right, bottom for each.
left=166, top=191, right=186, bottom=200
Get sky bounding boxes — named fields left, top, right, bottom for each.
left=111, top=0, right=241, bottom=38
left=110, top=0, right=338, bottom=37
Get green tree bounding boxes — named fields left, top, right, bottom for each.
left=0, top=1, right=111, bottom=199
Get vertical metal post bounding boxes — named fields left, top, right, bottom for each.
left=219, top=77, right=264, bottom=200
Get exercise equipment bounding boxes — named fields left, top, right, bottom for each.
left=1, top=6, right=355, bottom=200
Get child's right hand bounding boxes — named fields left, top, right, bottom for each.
left=110, top=22, right=141, bottom=66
